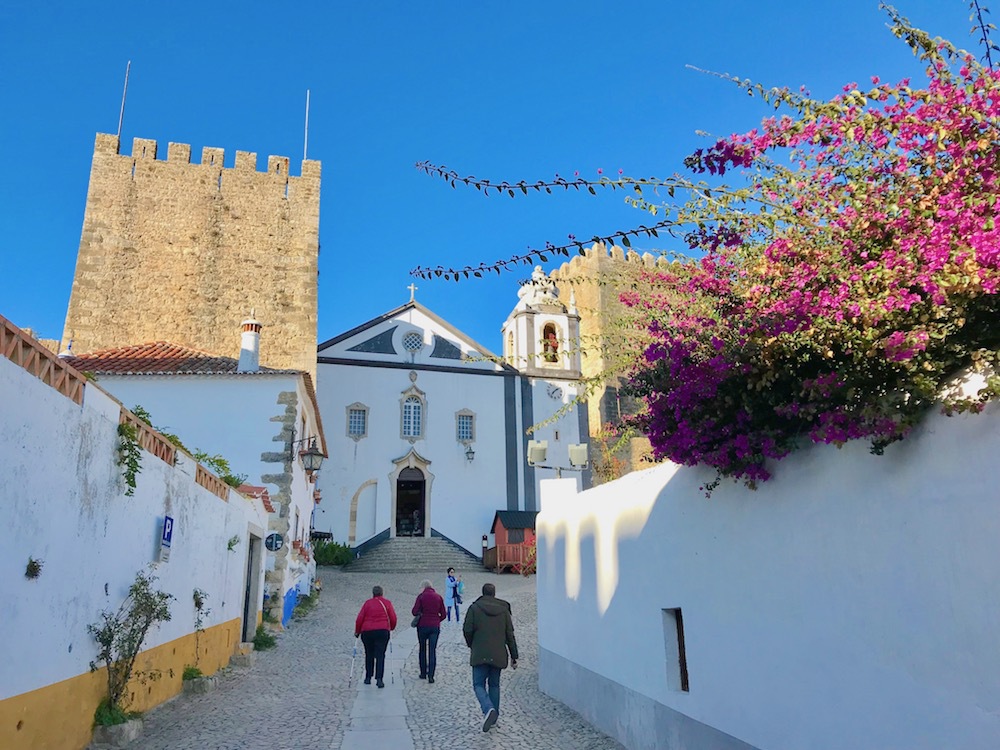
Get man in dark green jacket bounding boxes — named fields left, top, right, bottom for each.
left=463, top=582, right=518, bottom=732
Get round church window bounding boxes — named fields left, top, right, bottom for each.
left=402, top=332, right=424, bottom=352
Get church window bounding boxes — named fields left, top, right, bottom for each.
left=402, top=331, right=424, bottom=353
left=347, top=404, right=368, bottom=440
left=542, top=323, right=560, bottom=363
left=507, top=331, right=514, bottom=360
left=456, top=411, right=474, bottom=443
left=403, top=396, right=423, bottom=438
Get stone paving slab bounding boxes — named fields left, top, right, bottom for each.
left=348, top=715, right=408, bottom=731
left=349, top=698, right=407, bottom=717
left=340, top=728, right=413, bottom=750
left=132, top=568, right=624, bottom=750
left=353, top=685, right=405, bottom=701
left=353, top=691, right=404, bottom=702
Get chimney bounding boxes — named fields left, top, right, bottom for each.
left=237, top=310, right=262, bottom=373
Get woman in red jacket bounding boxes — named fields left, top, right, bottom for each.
left=355, top=585, right=397, bottom=687
left=412, top=580, right=447, bottom=683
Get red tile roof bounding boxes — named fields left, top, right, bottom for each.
left=64, top=341, right=328, bottom=459
left=63, top=341, right=297, bottom=375
left=239, top=484, right=276, bottom=513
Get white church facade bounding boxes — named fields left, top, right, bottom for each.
left=313, top=269, right=591, bottom=556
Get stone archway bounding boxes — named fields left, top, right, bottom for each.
left=348, top=479, right=378, bottom=545
left=389, top=449, right=434, bottom=538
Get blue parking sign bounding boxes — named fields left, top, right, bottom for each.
left=162, top=516, right=174, bottom=548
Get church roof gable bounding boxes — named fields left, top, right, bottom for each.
left=318, top=301, right=514, bottom=372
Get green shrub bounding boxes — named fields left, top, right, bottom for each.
left=182, top=665, right=203, bottom=681
left=252, top=624, right=276, bottom=651
left=88, top=570, right=173, bottom=715
left=116, top=423, right=142, bottom=497
left=93, top=699, right=136, bottom=727
left=192, top=450, right=247, bottom=488
left=313, top=539, right=353, bottom=566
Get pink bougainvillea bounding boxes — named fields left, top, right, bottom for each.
left=624, top=12, right=1000, bottom=491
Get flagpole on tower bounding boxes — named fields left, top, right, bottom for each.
left=117, top=61, right=131, bottom=141
left=303, top=89, right=311, bottom=161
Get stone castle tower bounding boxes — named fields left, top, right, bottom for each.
left=62, top=134, right=321, bottom=376
left=550, top=244, right=668, bottom=477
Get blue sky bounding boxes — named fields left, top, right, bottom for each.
left=0, top=1, right=974, bottom=352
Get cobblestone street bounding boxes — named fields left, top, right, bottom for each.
left=133, top=568, right=624, bottom=750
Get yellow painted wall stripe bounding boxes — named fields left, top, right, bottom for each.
left=0, top=617, right=243, bottom=750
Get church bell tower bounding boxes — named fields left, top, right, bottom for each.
left=501, top=266, right=581, bottom=379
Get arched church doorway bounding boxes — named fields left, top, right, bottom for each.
left=396, top=467, right=425, bottom=536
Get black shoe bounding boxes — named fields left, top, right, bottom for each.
left=482, top=708, right=498, bottom=732
left=363, top=678, right=371, bottom=685
left=377, top=680, right=385, bottom=688
left=419, top=674, right=426, bottom=680
left=428, top=676, right=435, bottom=684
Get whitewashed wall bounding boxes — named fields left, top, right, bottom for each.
left=537, top=405, right=1000, bottom=750
left=315, top=362, right=510, bottom=553
left=99, top=375, right=298, bottom=485
left=94, top=374, right=318, bottom=607
left=0, top=356, right=268, bottom=702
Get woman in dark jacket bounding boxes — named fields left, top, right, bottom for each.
left=355, top=585, right=397, bottom=687
left=412, top=579, right=447, bottom=682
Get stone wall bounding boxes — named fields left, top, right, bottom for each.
left=62, top=134, right=321, bottom=377
left=550, top=244, right=661, bottom=478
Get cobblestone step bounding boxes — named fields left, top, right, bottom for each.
left=345, top=536, right=484, bottom=573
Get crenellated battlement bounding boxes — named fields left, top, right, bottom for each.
left=168, top=142, right=191, bottom=162
left=92, top=133, right=318, bottom=178
left=64, top=132, right=322, bottom=376
left=551, top=243, right=669, bottom=281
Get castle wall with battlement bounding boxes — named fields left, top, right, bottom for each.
left=62, top=134, right=321, bottom=376
left=551, top=243, right=669, bottom=376
left=551, top=244, right=662, bottom=476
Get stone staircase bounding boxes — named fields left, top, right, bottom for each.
left=345, top=535, right=483, bottom=573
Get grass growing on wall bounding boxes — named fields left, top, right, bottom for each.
left=293, top=593, right=318, bottom=620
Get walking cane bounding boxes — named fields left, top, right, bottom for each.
left=388, top=636, right=394, bottom=685
left=349, top=636, right=358, bottom=687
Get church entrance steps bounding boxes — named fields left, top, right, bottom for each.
left=345, top=535, right=483, bottom=573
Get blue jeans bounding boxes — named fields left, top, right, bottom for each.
left=472, top=664, right=501, bottom=715
left=416, top=626, right=440, bottom=678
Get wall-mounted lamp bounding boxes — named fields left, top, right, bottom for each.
left=527, top=440, right=588, bottom=478
left=290, top=432, right=325, bottom=473
left=527, top=440, right=548, bottom=466
left=465, top=445, right=476, bottom=462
